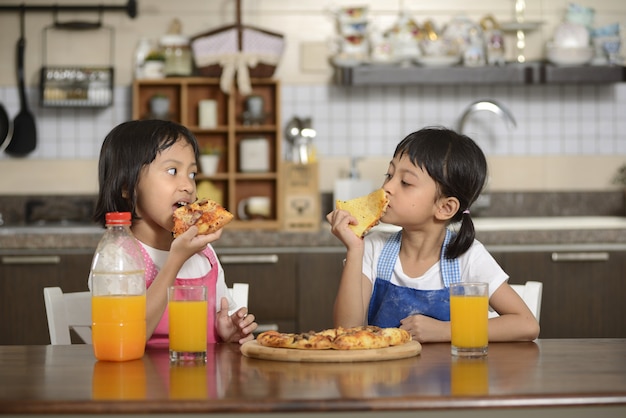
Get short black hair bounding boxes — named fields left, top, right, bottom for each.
left=393, top=126, right=487, bottom=258
left=93, top=119, right=199, bottom=226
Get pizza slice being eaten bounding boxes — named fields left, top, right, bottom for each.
left=172, top=198, right=234, bottom=237
left=335, top=188, right=389, bottom=238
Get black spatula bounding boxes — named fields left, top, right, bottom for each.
left=5, top=8, right=37, bottom=157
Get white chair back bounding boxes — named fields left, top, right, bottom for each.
left=489, top=281, right=543, bottom=321
left=43, top=287, right=92, bottom=345
left=45, top=283, right=252, bottom=344
left=228, top=282, right=249, bottom=316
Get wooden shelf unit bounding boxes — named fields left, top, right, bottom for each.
left=132, top=77, right=282, bottom=230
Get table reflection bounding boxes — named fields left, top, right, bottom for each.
left=451, top=357, right=489, bottom=396
left=92, top=359, right=147, bottom=400
left=87, top=341, right=541, bottom=401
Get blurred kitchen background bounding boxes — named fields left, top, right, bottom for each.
left=0, top=0, right=625, bottom=197
left=3, top=0, right=626, bottom=345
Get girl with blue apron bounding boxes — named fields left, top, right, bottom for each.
left=368, top=229, right=461, bottom=328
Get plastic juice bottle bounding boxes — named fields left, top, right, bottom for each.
left=90, top=212, right=146, bottom=362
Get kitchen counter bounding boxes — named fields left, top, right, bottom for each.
left=0, top=339, right=625, bottom=417
left=1, top=216, right=626, bottom=251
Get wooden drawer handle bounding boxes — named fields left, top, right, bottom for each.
left=1, top=255, right=61, bottom=265
left=551, top=252, right=609, bottom=262
left=220, top=254, right=279, bottom=264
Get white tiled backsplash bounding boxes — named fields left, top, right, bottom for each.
left=1, top=82, right=625, bottom=162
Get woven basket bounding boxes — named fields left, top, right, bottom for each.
left=190, top=24, right=284, bottom=78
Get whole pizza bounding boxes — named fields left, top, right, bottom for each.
left=256, top=325, right=411, bottom=350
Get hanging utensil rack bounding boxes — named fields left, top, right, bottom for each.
left=0, top=1, right=137, bottom=18
left=0, top=1, right=136, bottom=108
left=40, top=13, right=115, bottom=108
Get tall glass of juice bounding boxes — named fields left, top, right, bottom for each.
left=450, top=282, right=488, bottom=357
left=168, top=285, right=208, bottom=363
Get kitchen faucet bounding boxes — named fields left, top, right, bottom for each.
left=456, top=100, right=517, bottom=216
left=457, top=100, right=517, bottom=134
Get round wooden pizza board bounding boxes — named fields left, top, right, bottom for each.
left=240, top=340, right=422, bottom=363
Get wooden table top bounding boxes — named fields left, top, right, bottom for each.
left=1, top=339, right=625, bottom=416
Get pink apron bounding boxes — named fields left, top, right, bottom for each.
left=141, top=246, right=219, bottom=348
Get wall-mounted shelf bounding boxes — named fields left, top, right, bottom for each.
left=334, top=63, right=626, bottom=86
left=540, top=65, right=626, bottom=84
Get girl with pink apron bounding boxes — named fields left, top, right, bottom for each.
left=142, top=246, right=219, bottom=348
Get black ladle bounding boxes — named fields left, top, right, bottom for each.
left=5, top=7, right=37, bottom=157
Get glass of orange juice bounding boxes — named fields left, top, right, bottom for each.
left=450, top=282, right=488, bottom=357
left=168, top=285, right=208, bottom=363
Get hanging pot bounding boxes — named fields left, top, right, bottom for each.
left=0, top=103, right=14, bottom=153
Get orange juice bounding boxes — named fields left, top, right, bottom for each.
left=92, top=294, right=146, bottom=362
left=450, top=294, right=488, bottom=348
left=168, top=300, right=208, bottom=353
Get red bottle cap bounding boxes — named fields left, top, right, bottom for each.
left=105, top=212, right=132, bottom=225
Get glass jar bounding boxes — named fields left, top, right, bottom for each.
left=160, top=35, right=192, bottom=76
left=134, top=37, right=155, bottom=79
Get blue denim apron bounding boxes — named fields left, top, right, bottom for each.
left=367, top=229, right=461, bottom=327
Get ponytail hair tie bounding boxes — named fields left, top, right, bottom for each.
left=462, top=209, right=470, bottom=215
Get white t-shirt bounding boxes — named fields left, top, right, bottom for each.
left=141, top=243, right=235, bottom=312
left=362, top=230, right=508, bottom=298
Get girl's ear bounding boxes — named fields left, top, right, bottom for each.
left=435, top=196, right=460, bottom=221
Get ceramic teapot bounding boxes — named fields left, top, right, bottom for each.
left=443, top=15, right=485, bottom=66
left=387, top=10, right=423, bottom=63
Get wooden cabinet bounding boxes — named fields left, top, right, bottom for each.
left=297, top=247, right=626, bottom=338
left=297, top=251, right=344, bottom=332
left=0, top=250, right=92, bottom=345
left=219, top=251, right=298, bottom=333
left=133, top=78, right=282, bottom=230
left=218, top=249, right=345, bottom=334
left=490, top=247, right=626, bottom=338
left=219, top=245, right=626, bottom=338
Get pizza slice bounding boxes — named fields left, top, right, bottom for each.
left=256, top=330, right=332, bottom=350
left=172, top=198, right=234, bottom=237
left=381, top=327, right=412, bottom=346
left=335, top=188, right=389, bottom=238
left=331, top=328, right=390, bottom=350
